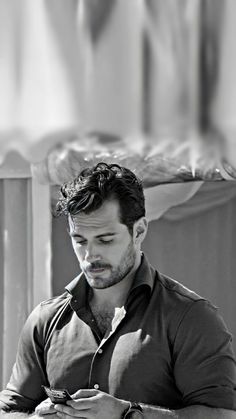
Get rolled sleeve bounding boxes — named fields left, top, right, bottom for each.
left=173, top=300, right=236, bottom=410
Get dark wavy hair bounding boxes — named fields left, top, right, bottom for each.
left=55, top=162, right=145, bottom=235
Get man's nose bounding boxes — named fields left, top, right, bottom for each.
left=84, top=243, right=100, bottom=261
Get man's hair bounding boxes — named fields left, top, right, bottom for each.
left=56, top=162, right=145, bottom=234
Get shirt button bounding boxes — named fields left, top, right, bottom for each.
left=94, top=384, right=99, bottom=389
left=98, top=349, right=103, bottom=354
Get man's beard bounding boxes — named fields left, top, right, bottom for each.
left=82, top=240, right=136, bottom=289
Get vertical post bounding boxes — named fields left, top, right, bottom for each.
left=31, top=178, right=52, bottom=308
left=1, top=177, right=52, bottom=386
left=2, top=179, right=32, bottom=385
left=0, top=180, right=4, bottom=387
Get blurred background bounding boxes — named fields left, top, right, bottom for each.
left=0, top=0, right=236, bottom=388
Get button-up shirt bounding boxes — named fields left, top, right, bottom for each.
left=0, top=255, right=236, bottom=412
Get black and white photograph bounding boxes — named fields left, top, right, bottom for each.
left=0, top=1, right=236, bottom=418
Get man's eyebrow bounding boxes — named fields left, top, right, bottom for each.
left=95, top=233, right=116, bottom=238
left=67, top=231, right=116, bottom=238
left=67, top=230, right=84, bottom=238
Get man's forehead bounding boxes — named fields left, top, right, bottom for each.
left=68, top=200, right=122, bottom=231
left=69, top=214, right=118, bottom=230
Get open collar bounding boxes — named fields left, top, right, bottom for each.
left=65, top=253, right=155, bottom=309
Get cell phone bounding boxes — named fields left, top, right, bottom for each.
left=42, top=385, right=72, bottom=404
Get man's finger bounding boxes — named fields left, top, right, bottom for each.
left=35, top=397, right=56, bottom=416
left=55, top=403, right=90, bottom=417
left=71, top=388, right=99, bottom=399
left=66, top=398, right=95, bottom=410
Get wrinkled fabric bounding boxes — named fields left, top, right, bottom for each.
left=0, top=256, right=235, bottom=413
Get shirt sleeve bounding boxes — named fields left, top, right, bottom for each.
left=0, top=304, right=48, bottom=412
left=173, top=300, right=236, bottom=410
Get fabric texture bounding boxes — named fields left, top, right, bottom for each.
left=0, top=255, right=236, bottom=413
left=1, top=0, right=236, bottom=178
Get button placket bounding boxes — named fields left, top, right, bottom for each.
left=88, top=307, right=127, bottom=389
left=88, top=343, right=105, bottom=389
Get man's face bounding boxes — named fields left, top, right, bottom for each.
left=68, top=199, right=138, bottom=289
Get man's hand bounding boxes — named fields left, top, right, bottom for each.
left=53, top=389, right=130, bottom=419
left=34, top=397, right=57, bottom=417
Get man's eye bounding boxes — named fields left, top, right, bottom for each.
left=75, top=241, right=87, bottom=245
left=99, top=239, right=113, bottom=244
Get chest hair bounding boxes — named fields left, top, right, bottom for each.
left=89, top=303, right=115, bottom=336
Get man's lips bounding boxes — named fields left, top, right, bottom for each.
left=85, top=265, right=110, bottom=274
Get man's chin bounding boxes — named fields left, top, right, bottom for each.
left=86, top=275, right=121, bottom=289
left=87, top=280, right=112, bottom=289
left=84, top=271, right=112, bottom=286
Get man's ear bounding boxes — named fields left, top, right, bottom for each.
left=133, top=217, right=148, bottom=245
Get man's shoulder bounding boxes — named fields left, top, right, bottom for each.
left=153, top=271, right=219, bottom=339
left=153, top=271, right=214, bottom=323
left=156, top=272, right=207, bottom=303
left=40, top=291, right=71, bottom=308
left=38, top=291, right=72, bottom=318
left=18, top=291, right=73, bottom=346
left=26, top=291, right=72, bottom=330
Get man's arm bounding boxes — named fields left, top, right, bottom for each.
left=1, top=405, right=236, bottom=419
left=54, top=397, right=236, bottom=419
left=0, top=401, right=37, bottom=418
left=0, top=414, right=37, bottom=418
left=0, top=304, right=50, bottom=413
left=39, top=389, right=236, bottom=419
left=140, top=404, right=236, bottom=418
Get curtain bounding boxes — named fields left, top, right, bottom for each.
left=0, top=0, right=236, bottom=176
left=210, top=0, right=236, bottom=168
left=161, top=181, right=236, bottom=220
left=0, top=0, right=143, bottom=162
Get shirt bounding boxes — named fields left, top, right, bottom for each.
left=0, top=255, right=236, bottom=412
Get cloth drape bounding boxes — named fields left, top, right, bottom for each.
left=0, top=0, right=143, bottom=163
left=0, top=0, right=236, bottom=176
left=162, top=181, right=236, bottom=220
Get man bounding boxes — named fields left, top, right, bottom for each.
left=0, top=162, right=236, bottom=418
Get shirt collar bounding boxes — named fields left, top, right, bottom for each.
left=65, top=273, right=88, bottom=310
left=65, top=253, right=155, bottom=309
left=129, top=252, right=155, bottom=294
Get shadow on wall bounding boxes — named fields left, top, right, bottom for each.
left=52, top=215, right=80, bottom=296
